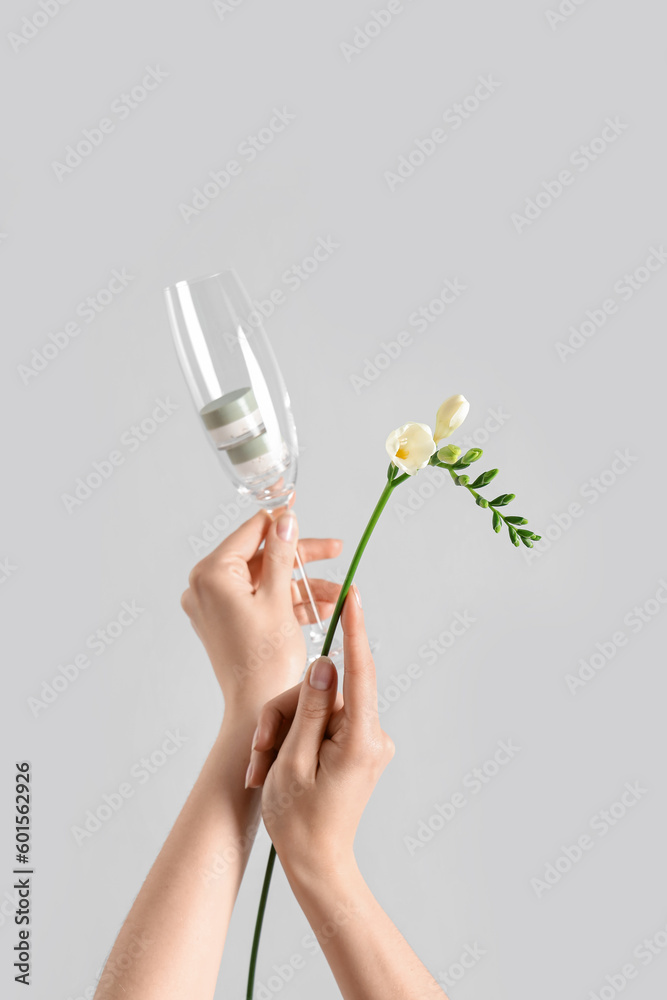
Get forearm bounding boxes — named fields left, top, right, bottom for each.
left=94, top=710, right=260, bottom=1000
left=283, top=857, right=448, bottom=1000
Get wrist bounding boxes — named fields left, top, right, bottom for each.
left=217, top=705, right=258, bottom=741
left=281, top=852, right=367, bottom=935
left=222, top=675, right=301, bottom=725
left=280, top=846, right=360, bottom=895
left=221, top=693, right=263, bottom=728
left=213, top=712, right=259, bottom=792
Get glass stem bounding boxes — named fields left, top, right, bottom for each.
left=246, top=473, right=399, bottom=999
left=294, top=547, right=326, bottom=639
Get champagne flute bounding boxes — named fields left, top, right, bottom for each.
left=164, top=267, right=330, bottom=651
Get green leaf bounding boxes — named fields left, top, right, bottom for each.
left=470, top=469, right=499, bottom=489
left=492, top=510, right=502, bottom=532
left=491, top=493, right=515, bottom=506
left=505, top=516, right=528, bottom=525
left=476, top=496, right=489, bottom=508
left=520, top=536, right=533, bottom=548
left=461, top=448, right=483, bottom=464
left=507, top=524, right=520, bottom=546
left=455, top=475, right=470, bottom=486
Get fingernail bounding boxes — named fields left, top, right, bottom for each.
left=245, top=760, right=255, bottom=789
left=310, top=656, right=336, bottom=690
left=276, top=512, right=296, bottom=541
left=353, top=585, right=362, bottom=608
left=251, top=725, right=260, bottom=750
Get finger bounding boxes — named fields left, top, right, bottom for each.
left=341, top=586, right=379, bottom=732
left=253, top=682, right=344, bottom=751
left=254, top=683, right=303, bottom=752
left=295, top=538, right=343, bottom=565
left=278, top=656, right=339, bottom=780
left=259, top=510, right=299, bottom=598
left=248, top=539, right=341, bottom=588
left=246, top=681, right=343, bottom=788
left=292, top=578, right=341, bottom=605
left=248, top=544, right=343, bottom=587
left=207, top=510, right=273, bottom=568
left=246, top=683, right=302, bottom=789
left=291, top=578, right=341, bottom=624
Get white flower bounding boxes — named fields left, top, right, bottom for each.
left=386, top=423, right=437, bottom=476
left=434, top=395, right=470, bottom=442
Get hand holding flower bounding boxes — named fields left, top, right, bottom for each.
left=247, top=589, right=395, bottom=875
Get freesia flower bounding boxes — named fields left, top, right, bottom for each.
left=386, top=422, right=437, bottom=475
left=434, top=394, right=469, bottom=442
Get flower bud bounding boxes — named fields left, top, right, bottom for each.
left=462, top=448, right=483, bottom=463
left=434, top=395, right=470, bottom=442
left=455, top=475, right=470, bottom=486
left=436, top=444, right=462, bottom=465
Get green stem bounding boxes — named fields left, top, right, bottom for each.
left=321, top=477, right=397, bottom=655
left=246, top=473, right=399, bottom=998
left=446, top=467, right=511, bottom=528
left=245, top=845, right=276, bottom=1000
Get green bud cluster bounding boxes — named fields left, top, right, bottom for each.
left=443, top=449, right=541, bottom=549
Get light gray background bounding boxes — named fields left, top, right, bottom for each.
left=2, top=1, right=666, bottom=998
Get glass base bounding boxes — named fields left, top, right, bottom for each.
left=304, top=627, right=378, bottom=663
left=306, top=628, right=344, bottom=662
left=242, top=481, right=295, bottom=511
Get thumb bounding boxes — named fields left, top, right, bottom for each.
left=260, top=510, right=299, bottom=597
left=279, top=656, right=338, bottom=779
